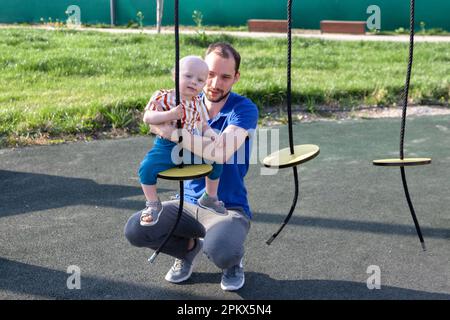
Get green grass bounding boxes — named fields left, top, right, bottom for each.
left=0, top=27, right=449, bottom=147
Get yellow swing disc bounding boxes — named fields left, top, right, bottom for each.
left=157, top=164, right=213, bottom=181
left=373, top=158, right=431, bottom=167
left=263, top=144, right=320, bottom=169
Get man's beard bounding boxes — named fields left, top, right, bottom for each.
left=204, top=88, right=231, bottom=103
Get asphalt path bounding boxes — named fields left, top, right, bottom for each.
left=1, top=115, right=449, bottom=300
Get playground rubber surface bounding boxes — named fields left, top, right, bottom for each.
left=1, top=115, right=449, bottom=300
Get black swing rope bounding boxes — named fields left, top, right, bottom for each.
left=149, top=0, right=184, bottom=263
left=266, top=0, right=300, bottom=245
left=399, top=0, right=426, bottom=251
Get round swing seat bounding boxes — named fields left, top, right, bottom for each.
left=373, top=158, right=431, bottom=167
left=263, top=144, right=320, bottom=169
left=157, top=164, right=213, bottom=181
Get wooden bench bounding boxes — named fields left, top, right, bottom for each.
left=248, top=19, right=287, bottom=33
left=320, top=20, right=366, bottom=34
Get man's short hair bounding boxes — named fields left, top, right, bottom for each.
left=205, top=42, right=241, bottom=73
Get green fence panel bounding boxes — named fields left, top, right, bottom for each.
left=0, top=0, right=110, bottom=25
left=162, top=0, right=450, bottom=31
left=1, top=0, right=449, bottom=31
left=115, top=0, right=153, bottom=26
left=113, top=0, right=450, bottom=31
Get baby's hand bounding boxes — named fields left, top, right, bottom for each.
left=170, top=104, right=183, bottom=120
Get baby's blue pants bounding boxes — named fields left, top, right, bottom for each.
left=139, top=137, right=223, bottom=185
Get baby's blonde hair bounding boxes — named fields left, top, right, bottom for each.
left=172, top=55, right=208, bottom=77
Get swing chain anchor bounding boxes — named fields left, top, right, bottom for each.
left=148, top=252, right=158, bottom=264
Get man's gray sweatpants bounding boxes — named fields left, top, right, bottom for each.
left=124, top=200, right=250, bottom=269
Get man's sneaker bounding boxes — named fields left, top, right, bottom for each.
left=220, top=259, right=245, bottom=291
left=165, top=238, right=203, bottom=283
left=197, top=193, right=227, bottom=214
left=140, top=199, right=162, bottom=226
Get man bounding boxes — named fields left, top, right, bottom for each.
left=124, top=42, right=258, bottom=291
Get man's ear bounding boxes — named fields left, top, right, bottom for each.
left=234, top=71, right=240, bottom=84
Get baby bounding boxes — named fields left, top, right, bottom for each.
left=138, top=56, right=226, bottom=226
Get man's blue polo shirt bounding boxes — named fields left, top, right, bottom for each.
left=183, top=92, right=258, bottom=219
